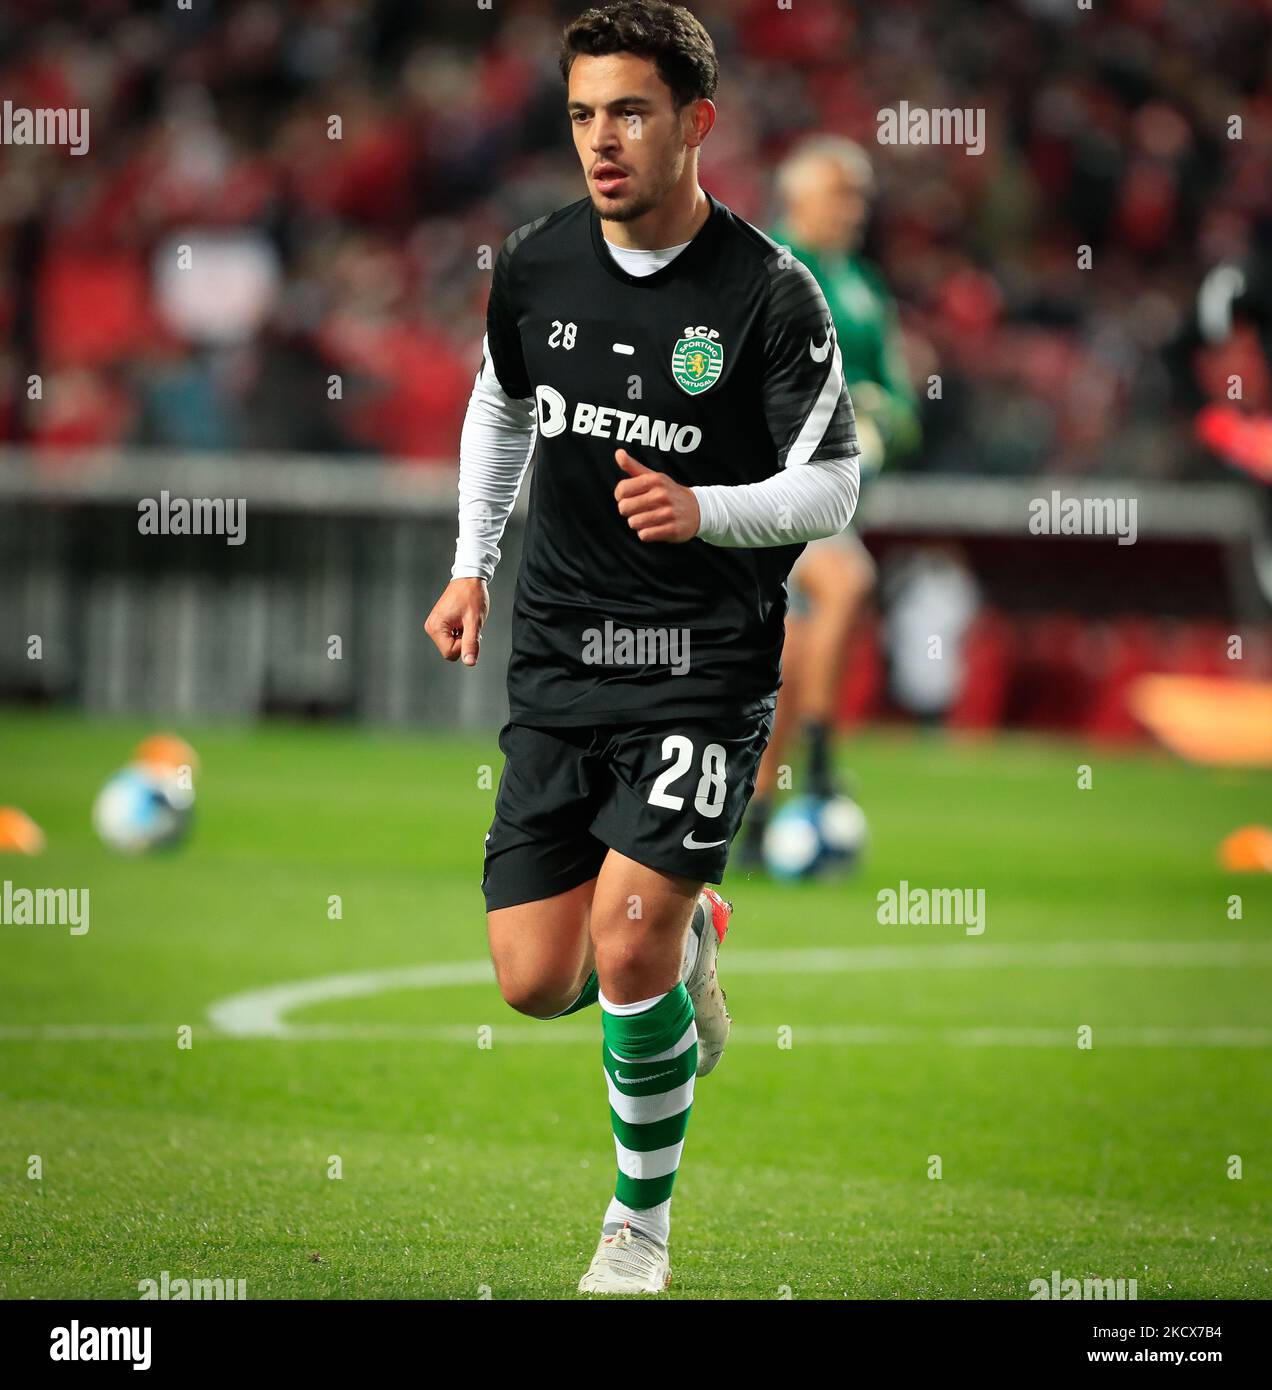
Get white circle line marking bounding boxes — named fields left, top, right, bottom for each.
left=198, top=941, right=1272, bottom=1041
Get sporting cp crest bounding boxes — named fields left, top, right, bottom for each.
left=671, top=333, right=724, bottom=396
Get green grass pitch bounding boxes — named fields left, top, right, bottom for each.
left=1, top=710, right=1269, bottom=1299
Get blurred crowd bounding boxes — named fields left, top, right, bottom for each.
left=1, top=0, right=1269, bottom=475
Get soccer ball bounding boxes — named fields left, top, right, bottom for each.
left=92, top=765, right=194, bottom=854
left=762, top=794, right=868, bottom=881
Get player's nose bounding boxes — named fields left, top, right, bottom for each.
left=589, top=114, right=622, bottom=151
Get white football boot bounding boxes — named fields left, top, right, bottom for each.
left=683, top=887, right=732, bottom=1077
left=578, top=1221, right=671, bottom=1294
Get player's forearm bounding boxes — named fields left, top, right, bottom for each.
left=691, top=455, right=860, bottom=548
left=452, top=360, right=537, bottom=581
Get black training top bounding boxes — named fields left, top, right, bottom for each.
left=484, top=189, right=859, bottom=726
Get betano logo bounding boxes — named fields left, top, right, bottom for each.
left=535, top=386, right=702, bottom=454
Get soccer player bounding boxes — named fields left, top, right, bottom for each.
left=740, top=137, right=919, bottom=861
left=424, top=0, right=860, bottom=1294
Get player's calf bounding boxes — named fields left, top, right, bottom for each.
left=578, top=853, right=704, bottom=1286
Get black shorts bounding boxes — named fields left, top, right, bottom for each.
left=481, top=711, right=774, bottom=911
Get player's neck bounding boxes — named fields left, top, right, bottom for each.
left=601, top=180, right=710, bottom=253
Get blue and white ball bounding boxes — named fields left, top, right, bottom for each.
left=92, top=766, right=194, bottom=854
left=762, top=795, right=868, bottom=881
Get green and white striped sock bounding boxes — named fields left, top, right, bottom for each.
left=600, top=982, right=697, bottom=1237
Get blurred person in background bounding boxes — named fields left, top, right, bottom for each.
left=1191, top=217, right=1272, bottom=600
left=882, top=545, right=980, bottom=727
left=0, top=0, right=1259, bottom=480
left=740, top=136, right=918, bottom=863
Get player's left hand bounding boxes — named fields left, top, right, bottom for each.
left=614, top=450, right=701, bottom=543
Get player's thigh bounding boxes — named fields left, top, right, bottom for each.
left=486, top=876, right=597, bottom=1014
left=481, top=721, right=607, bottom=1001
left=588, top=849, right=701, bottom=1002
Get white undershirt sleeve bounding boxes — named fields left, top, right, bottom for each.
left=690, top=453, right=860, bottom=548
left=451, top=337, right=537, bottom=581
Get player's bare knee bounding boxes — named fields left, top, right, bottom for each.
left=593, top=931, right=677, bottom=1001
left=497, top=972, right=576, bottom=1019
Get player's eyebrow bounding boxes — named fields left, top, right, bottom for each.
left=567, top=96, right=653, bottom=112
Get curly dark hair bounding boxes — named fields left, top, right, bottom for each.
left=559, top=1, right=719, bottom=110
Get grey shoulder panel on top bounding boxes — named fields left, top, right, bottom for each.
left=764, top=251, right=824, bottom=309
left=501, top=197, right=590, bottom=262
left=715, top=206, right=820, bottom=312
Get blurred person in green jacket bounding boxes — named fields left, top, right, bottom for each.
left=741, top=135, right=919, bottom=864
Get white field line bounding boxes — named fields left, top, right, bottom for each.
left=2, top=941, right=1270, bottom=1047
left=206, top=940, right=1272, bottom=1038
left=1, top=1023, right=1271, bottom=1048
left=206, top=960, right=494, bottom=1037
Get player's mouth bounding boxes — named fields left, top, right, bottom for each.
left=593, top=163, right=630, bottom=196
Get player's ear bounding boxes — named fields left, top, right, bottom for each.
left=683, top=98, right=715, bottom=149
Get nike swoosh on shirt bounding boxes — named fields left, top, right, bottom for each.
left=614, top=1069, right=675, bottom=1085
left=810, top=327, right=833, bottom=363
left=683, top=832, right=727, bottom=850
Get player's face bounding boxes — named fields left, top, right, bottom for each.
left=567, top=53, right=696, bottom=223
left=792, top=156, right=871, bottom=251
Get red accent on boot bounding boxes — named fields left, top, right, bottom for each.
left=701, top=887, right=732, bottom=944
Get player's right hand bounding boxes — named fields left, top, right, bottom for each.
left=425, top=578, right=489, bottom=666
